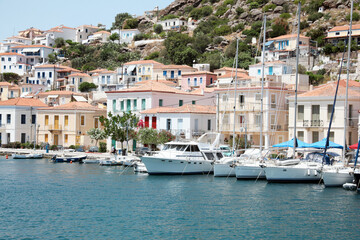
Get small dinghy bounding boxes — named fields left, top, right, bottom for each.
left=12, top=153, right=43, bottom=159
left=51, top=155, right=87, bottom=163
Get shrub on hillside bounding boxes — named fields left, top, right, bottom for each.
left=236, top=7, right=244, bottom=16
left=263, top=4, right=276, bottom=12
left=308, top=12, right=323, bottom=22
left=214, top=25, right=232, bottom=36
left=215, top=6, right=228, bottom=16
left=346, top=12, right=360, bottom=21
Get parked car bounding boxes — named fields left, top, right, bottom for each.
left=89, top=146, right=99, bottom=152
left=135, top=147, right=151, bottom=156
left=76, top=146, right=85, bottom=152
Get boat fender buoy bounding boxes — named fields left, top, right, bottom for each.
left=314, top=170, right=317, bottom=176
left=6, top=155, right=8, bottom=159
left=307, top=169, right=311, bottom=176
left=70, top=160, right=73, bottom=164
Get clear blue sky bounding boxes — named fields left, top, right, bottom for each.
left=0, top=0, right=174, bottom=41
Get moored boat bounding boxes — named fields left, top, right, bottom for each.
left=12, top=153, right=43, bottom=159
left=51, top=155, right=87, bottom=163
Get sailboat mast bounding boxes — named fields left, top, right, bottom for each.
left=343, top=0, right=353, bottom=162
left=260, top=15, right=266, bottom=152
left=232, top=38, right=239, bottom=156
left=293, top=2, right=301, bottom=158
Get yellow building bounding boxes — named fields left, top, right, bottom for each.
left=37, top=102, right=106, bottom=148
left=326, top=23, right=360, bottom=45
left=0, top=82, right=21, bottom=101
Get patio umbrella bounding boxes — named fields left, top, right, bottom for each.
left=272, top=138, right=312, bottom=148
left=349, top=142, right=358, bottom=150
left=307, top=138, right=343, bottom=149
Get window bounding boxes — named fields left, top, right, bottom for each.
left=297, top=105, right=304, bottom=121
left=223, top=114, right=229, bottom=124
left=188, top=78, right=190, bottom=85
left=335, top=32, right=340, bottom=35
left=112, top=99, right=116, bottom=112
left=42, top=72, right=45, bottom=78
left=178, top=70, right=181, bottom=76
left=64, top=134, right=68, bottom=144
left=80, top=78, right=83, bottom=83
left=311, top=105, right=320, bottom=122
left=120, top=101, right=124, bottom=111
left=194, top=78, right=197, bottom=86
left=49, top=72, right=52, bottom=78
left=19, top=65, right=22, bottom=69
left=159, top=99, right=163, bottom=107
left=200, top=77, right=203, bottom=84
left=327, top=104, right=333, bottom=120
left=0, top=114, right=2, bottom=125
left=45, top=134, right=48, bottom=143
left=349, top=104, right=353, bottom=124
left=210, top=78, right=213, bottom=84
left=81, top=115, right=85, bottom=126
left=94, top=118, right=99, bottom=128
left=239, top=95, right=245, bottom=106
left=8, top=57, right=11, bottom=61
left=127, top=99, right=131, bottom=111
left=329, top=132, right=334, bottom=142
left=7, top=114, right=11, bottom=124
left=192, top=100, right=196, bottom=105
left=222, top=94, right=228, bottom=102
left=3, top=66, right=6, bottom=70
left=298, top=131, right=304, bottom=141
left=239, top=115, right=245, bottom=127
left=141, top=99, right=146, bottom=110
left=133, top=99, right=137, bottom=110
left=255, top=114, right=261, bottom=127
left=21, top=133, right=26, bottom=143
left=1, top=57, right=4, bottom=61
left=166, top=119, right=171, bottom=130
left=271, top=94, right=276, bottom=109
left=163, top=71, right=167, bottom=76
left=179, top=100, right=183, bottom=107
left=45, top=115, right=49, bottom=125
left=255, top=93, right=261, bottom=101
left=207, top=119, right=211, bottom=131
left=64, top=116, right=68, bottom=126
left=312, top=131, right=319, bottom=143
left=258, top=69, right=261, bottom=75
left=32, top=115, right=36, bottom=124
left=270, top=114, right=276, bottom=128
left=178, top=118, right=183, bottom=130
left=21, top=114, right=26, bottom=124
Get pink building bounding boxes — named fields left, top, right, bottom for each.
left=181, top=71, right=217, bottom=91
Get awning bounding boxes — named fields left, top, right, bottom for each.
left=126, top=65, right=136, bottom=73
left=22, top=48, right=40, bottom=53
left=73, top=96, right=87, bottom=102
left=265, top=40, right=274, bottom=46
left=47, top=95, right=59, bottom=98
left=272, top=138, right=312, bottom=148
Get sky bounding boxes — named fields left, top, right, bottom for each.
left=0, top=0, right=174, bottom=41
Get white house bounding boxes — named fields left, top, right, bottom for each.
left=110, top=29, right=140, bottom=44
left=10, top=45, right=56, bottom=66
left=34, top=25, right=76, bottom=47
left=0, top=52, right=30, bottom=75
left=249, top=61, right=293, bottom=77
left=120, top=60, right=164, bottom=85
left=83, top=31, right=111, bottom=44
left=288, top=80, right=360, bottom=153
left=1, top=36, right=32, bottom=53
left=0, top=98, right=47, bottom=145
left=157, top=18, right=187, bottom=31
left=65, top=73, right=92, bottom=92
left=75, top=25, right=100, bottom=43
left=140, top=104, right=216, bottom=139
left=91, top=70, right=117, bottom=91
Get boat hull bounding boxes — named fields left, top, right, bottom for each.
left=53, top=155, right=87, bottom=163
left=213, top=163, right=235, bottom=177
left=12, top=154, right=43, bottom=159
left=265, top=166, right=321, bottom=183
left=141, top=156, right=213, bottom=175
left=235, top=165, right=266, bottom=179
left=322, top=170, right=354, bottom=187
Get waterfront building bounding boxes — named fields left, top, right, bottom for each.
left=64, top=73, right=92, bottom=92
left=0, top=52, right=30, bottom=75
left=37, top=102, right=106, bottom=148
left=36, top=90, right=87, bottom=106
left=10, top=45, right=56, bottom=66
left=288, top=80, right=360, bottom=151
left=110, top=29, right=140, bottom=44
left=216, top=72, right=250, bottom=87
left=0, top=98, right=47, bottom=145
left=140, top=104, right=216, bottom=139
left=152, top=64, right=197, bottom=82
left=120, top=60, right=163, bottom=85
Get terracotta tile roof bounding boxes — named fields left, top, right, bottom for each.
left=35, top=65, right=79, bottom=73
left=37, top=90, right=85, bottom=97
left=89, top=68, right=108, bottom=73
left=124, top=60, right=163, bottom=65
left=181, top=71, right=217, bottom=76
left=39, top=101, right=106, bottom=111
left=0, top=98, right=47, bottom=107
left=215, top=67, right=247, bottom=73
left=78, top=25, right=99, bottom=29
left=10, top=45, right=53, bottom=49
left=328, top=24, right=360, bottom=32
left=0, top=52, right=25, bottom=56
left=217, top=72, right=250, bottom=79
left=141, top=104, right=216, bottom=114
left=191, top=88, right=215, bottom=94
left=298, top=80, right=360, bottom=97
left=98, top=70, right=116, bottom=74
left=9, top=85, right=20, bottom=90
left=251, top=60, right=288, bottom=66
left=153, top=64, right=195, bottom=70
left=106, top=80, right=200, bottom=95
left=268, top=34, right=309, bottom=41
left=68, top=73, right=91, bottom=78
left=135, top=80, right=178, bottom=87
left=7, top=36, right=31, bottom=40
left=0, top=82, right=11, bottom=86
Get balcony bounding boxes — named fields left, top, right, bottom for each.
left=271, top=125, right=282, bottom=130
left=303, top=120, right=323, bottom=127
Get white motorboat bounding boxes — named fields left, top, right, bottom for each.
left=114, top=155, right=140, bottom=166
left=83, top=159, right=101, bottom=164
left=134, top=162, right=148, bottom=173
left=141, top=132, right=225, bottom=175
left=12, top=153, right=43, bottom=159
left=99, top=159, right=121, bottom=166
left=322, top=166, right=354, bottom=187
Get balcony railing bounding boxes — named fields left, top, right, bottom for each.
left=303, top=120, right=323, bottom=127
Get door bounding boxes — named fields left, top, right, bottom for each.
left=269, top=66, right=273, bottom=75
left=145, top=117, right=149, bottom=128
left=194, top=119, right=199, bottom=132
left=54, top=116, right=59, bottom=129
left=171, top=71, right=174, bottom=79
left=152, top=117, right=157, bottom=129
left=54, top=134, right=59, bottom=145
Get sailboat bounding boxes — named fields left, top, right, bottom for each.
left=234, top=15, right=268, bottom=180
left=264, top=2, right=323, bottom=183
left=322, top=0, right=356, bottom=187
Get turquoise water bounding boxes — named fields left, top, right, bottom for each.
left=0, top=157, right=359, bottom=240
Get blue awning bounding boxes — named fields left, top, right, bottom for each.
left=307, top=138, right=343, bottom=149
left=272, top=138, right=311, bottom=148
left=265, top=40, right=274, bottom=46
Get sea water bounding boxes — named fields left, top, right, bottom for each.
left=0, top=157, right=359, bottom=240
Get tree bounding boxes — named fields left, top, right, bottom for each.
left=0, top=72, right=21, bottom=84
left=100, top=112, right=138, bottom=152
left=158, top=130, right=175, bottom=145
left=54, top=38, right=65, bottom=48
left=137, top=128, right=159, bottom=150
left=48, top=53, right=58, bottom=64
left=79, top=82, right=97, bottom=92
left=270, top=18, right=288, bottom=38
left=86, top=128, right=106, bottom=147
left=109, top=32, right=120, bottom=42
left=123, top=19, right=138, bottom=29
left=112, top=13, right=133, bottom=29
left=153, top=24, right=163, bottom=34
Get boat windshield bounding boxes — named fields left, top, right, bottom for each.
left=163, top=144, right=188, bottom=151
